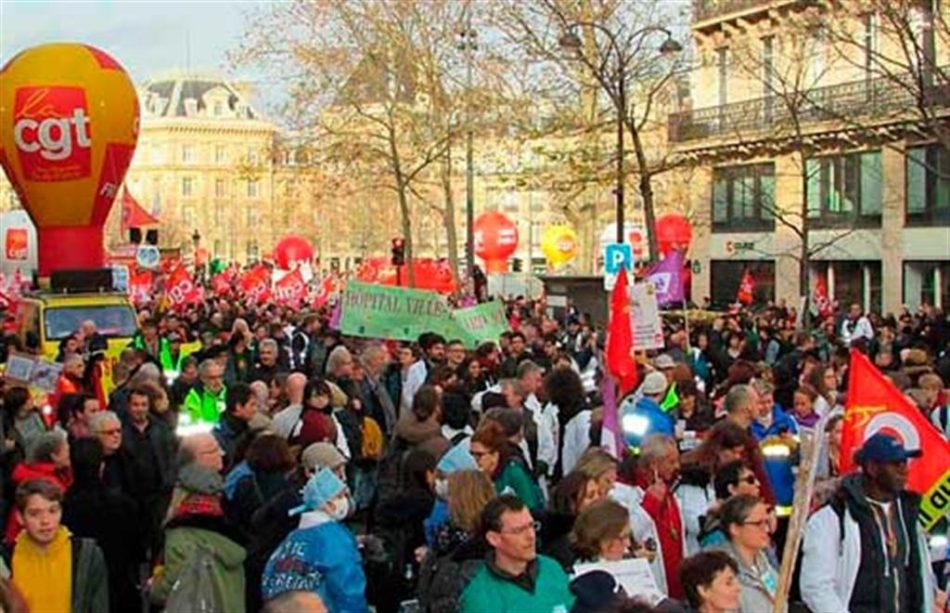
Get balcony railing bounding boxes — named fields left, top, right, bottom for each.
left=693, top=0, right=778, bottom=23
left=669, top=69, right=950, bottom=143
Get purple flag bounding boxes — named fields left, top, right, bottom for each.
left=645, top=249, right=685, bottom=307
left=328, top=300, right=342, bottom=330
left=599, top=376, right=626, bottom=459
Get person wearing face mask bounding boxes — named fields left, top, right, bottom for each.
left=424, top=444, right=479, bottom=547
left=261, top=468, right=367, bottom=612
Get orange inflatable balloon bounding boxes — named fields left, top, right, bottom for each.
left=0, top=43, right=139, bottom=276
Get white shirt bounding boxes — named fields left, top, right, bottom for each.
left=402, top=360, right=428, bottom=413
left=841, top=316, right=874, bottom=346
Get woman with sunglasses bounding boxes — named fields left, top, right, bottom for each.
left=712, top=494, right=779, bottom=612
left=698, top=461, right=761, bottom=550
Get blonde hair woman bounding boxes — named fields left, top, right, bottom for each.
left=435, top=470, right=495, bottom=555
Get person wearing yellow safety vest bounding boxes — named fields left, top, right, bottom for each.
left=131, top=319, right=166, bottom=362
left=181, top=360, right=227, bottom=431
left=159, top=332, right=189, bottom=380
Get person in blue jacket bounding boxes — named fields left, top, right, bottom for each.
left=621, top=372, right=675, bottom=452
left=261, top=468, right=368, bottom=612
left=749, top=380, right=798, bottom=516
left=424, top=443, right=479, bottom=546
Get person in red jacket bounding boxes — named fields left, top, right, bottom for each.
left=5, top=431, right=72, bottom=545
left=632, top=434, right=686, bottom=600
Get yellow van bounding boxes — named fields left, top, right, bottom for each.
left=14, top=293, right=139, bottom=388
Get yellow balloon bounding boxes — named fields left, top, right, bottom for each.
left=540, top=225, right=578, bottom=267
left=0, top=43, right=139, bottom=274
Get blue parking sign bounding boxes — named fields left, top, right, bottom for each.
left=603, top=243, right=633, bottom=290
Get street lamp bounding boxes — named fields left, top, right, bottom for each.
left=559, top=23, right=681, bottom=247
left=458, top=10, right=477, bottom=283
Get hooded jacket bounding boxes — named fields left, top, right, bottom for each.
left=800, top=473, right=935, bottom=613
left=150, top=465, right=247, bottom=613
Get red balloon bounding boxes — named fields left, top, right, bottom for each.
left=656, top=214, right=693, bottom=256
left=274, top=235, right=314, bottom=270
left=474, top=211, right=518, bottom=273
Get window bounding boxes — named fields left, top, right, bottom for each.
left=182, top=206, right=194, bottom=227
left=906, top=144, right=950, bottom=225
left=806, top=26, right=827, bottom=86
left=711, top=164, right=775, bottom=231
left=864, top=12, right=879, bottom=80
left=215, top=145, right=227, bottom=165
left=181, top=177, right=194, bottom=197
left=246, top=240, right=259, bottom=261
left=213, top=101, right=224, bottom=117
left=247, top=179, right=259, bottom=198
left=215, top=178, right=226, bottom=198
left=247, top=147, right=259, bottom=165
left=806, top=151, right=883, bottom=227
left=151, top=178, right=161, bottom=215
left=717, top=47, right=729, bottom=107
left=214, top=201, right=222, bottom=226
left=182, top=144, right=194, bottom=164
left=152, top=144, right=164, bottom=164
left=710, top=260, right=775, bottom=308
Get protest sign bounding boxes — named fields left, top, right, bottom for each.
left=630, top=282, right=664, bottom=350
left=340, top=282, right=507, bottom=346
left=3, top=352, right=63, bottom=393
left=572, top=559, right=664, bottom=606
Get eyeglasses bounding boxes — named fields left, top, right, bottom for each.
left=500, top=521, right=540, bottom=536
left=742, top=518, right=772, bottom=530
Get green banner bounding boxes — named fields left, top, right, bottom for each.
left=340, top=282, right=507, bottom=346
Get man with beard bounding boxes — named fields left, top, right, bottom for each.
left=401, top=333, right=446, bottom=412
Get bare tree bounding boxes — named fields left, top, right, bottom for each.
left=234, top=0, right=475, bottom=286
left=493, top=0, right=688, bottom=262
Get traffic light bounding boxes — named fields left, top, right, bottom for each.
left=391, top=237, right=406, bottom=266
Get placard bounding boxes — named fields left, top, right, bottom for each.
left=572, top=558, right=664, bottom=606
left=630, top=282, right=664, bottom=350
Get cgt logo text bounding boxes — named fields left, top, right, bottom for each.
left=12, top=86, right=92, bottom=182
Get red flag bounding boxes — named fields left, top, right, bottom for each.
left=129, top=269, right=153, bottom=306
left=275, top=269, right=307, bottom=306
left=239, top=265, right=272, bottom=304
left=165, top=265, right=200, bottom=307
left=841, top=349, right=950, bottom=529
left=311, top=274, right=337, bottom=310
left=737, top=269, right=755, bottom=305
left=211, top=273, right=232, bottom=296
left=812, top=275, right=832, bottom=318
left=120, top=186, right=159, bottom=232
left=605, top=268, right=638, bottom=395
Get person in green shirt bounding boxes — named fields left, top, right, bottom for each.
left=470, top=418, right=544, bottom=512
left=182, top=359, right=227, bottom=430
left=461, top=494, right=573, bottom=612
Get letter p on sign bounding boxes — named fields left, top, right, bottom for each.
left=603, top=243, right=633, bottom=291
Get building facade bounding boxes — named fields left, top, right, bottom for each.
left=673, top=0, right=949, bottom=313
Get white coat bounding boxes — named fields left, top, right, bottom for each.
left=800, top=500, right=935, bottom=613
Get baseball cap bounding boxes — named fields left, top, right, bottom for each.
left=855, top=433, right=922, bottom=464
left=301, top=442, right=346, bottom=472
left=653, top=354, right=676, bottom=370
left=641, top=372, right=668, bottom=396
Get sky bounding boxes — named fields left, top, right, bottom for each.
left=0, top=0, right=279, bottom=111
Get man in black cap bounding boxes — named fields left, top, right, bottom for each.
left=800, top=433, right=939, bottom=613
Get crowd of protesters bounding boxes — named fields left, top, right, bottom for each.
left=0, top=286, right=947, bottom=612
